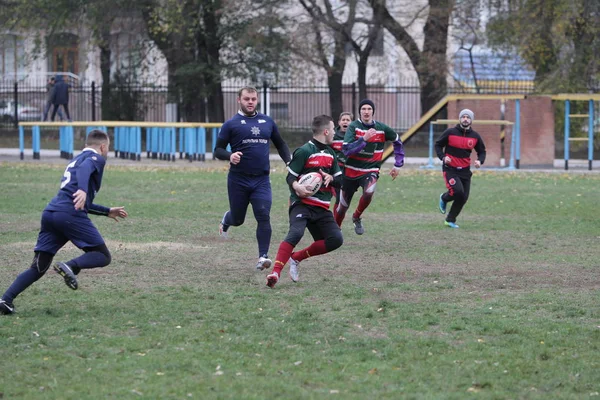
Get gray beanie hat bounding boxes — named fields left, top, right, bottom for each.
left=459, top=109, right=474, bottom=121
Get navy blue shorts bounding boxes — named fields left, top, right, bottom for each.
left=34, top=210, right=105, bottom=254
left=226, top=172, right=272, bottom=223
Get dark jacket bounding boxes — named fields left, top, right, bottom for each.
left=46, top=82, right=55, bottom=102
left=435, top=124, right=486, bottom=169
left=51, top=75, right=69, bottom=105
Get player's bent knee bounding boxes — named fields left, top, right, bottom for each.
left=254, top=212, right=270, bottom=223
left=86, top=244, right=112, bottom=267
left=364, top=182, right=377, bottom=195
left=283, top=229, right=304, bottom=247
left=362, top=191, right=375, bottom=200
left=101, top=252, right=112, bottom=267
left=31, top=251, right=54, bottom=274
left=325, top=232, right=343, bottom=251
left=230, top=217, right=245, bottom=226
left=453, top=192, right=466, bottom=202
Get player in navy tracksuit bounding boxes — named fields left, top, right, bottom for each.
left=214, top=86, right=291, bottom=271
left=0, top=130, right=128, bottom=315
left=435, top=109, right=486, bottom=229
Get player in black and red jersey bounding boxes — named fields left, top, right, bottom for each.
left=435, top=109, right=487, bottom=228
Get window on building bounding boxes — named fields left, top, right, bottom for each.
left=47, top=33, right=79, bottom=75
left=0, top=35, right=25, bottom=77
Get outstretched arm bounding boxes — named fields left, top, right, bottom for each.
left=89, top=203, right=109, bottom=215
left=89, top=204, right=127, bottom=222
left=107, top=206, right=128, bottom=222
left=388, top=138, right=405, bottom=180
left=342, top=137, right=367, bottom=157
left=392, top=139, right=404, bottom=168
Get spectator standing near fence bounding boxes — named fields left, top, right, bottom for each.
left=266, top=115, right=343, bottom=288
left=435, top=109, right=486, bottom=229
left=0, top=130, right=128, bottom=315
left=50, top=75, right=72, bottom=122
left=42, top=77, right=64, bottom=121
left=214, top=86, right=292, bottom=271
left=334, top=99, right=405, bottom=235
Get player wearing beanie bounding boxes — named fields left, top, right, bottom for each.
left=334, top=99, right=405, bottom=235
left=435, top=108, right=487, bottom=228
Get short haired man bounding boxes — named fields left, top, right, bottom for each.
left=214, top=86, right=292, bottom=270
left=265, top=115, right=343, bottom=288
left=1, top=130, right=128, bottom=315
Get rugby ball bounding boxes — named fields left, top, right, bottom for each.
left=298, top=172, right=323, bottom=195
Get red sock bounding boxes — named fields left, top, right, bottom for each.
left=273, top=241, right=294, bottom=276
left=334, top=205, right=346, bottom=227
left=353, top=194, right=372, bottom=219
left=291, top=240, right=327, bottom=262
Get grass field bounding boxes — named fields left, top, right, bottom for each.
left=1, top=162, right=599, bottom=399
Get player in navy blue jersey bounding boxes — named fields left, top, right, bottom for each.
left=214, top=86, right=291, bottom=271
left=0, top=130, right=128, bottom=315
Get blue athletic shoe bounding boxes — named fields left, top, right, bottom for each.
left=444, top=221, right=459, bottom=229
left=438, top=194, right=447, bottom=214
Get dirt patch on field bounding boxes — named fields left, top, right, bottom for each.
left=0, top=221, right=40, bottom=233
left=105, top=240, right=217, bottom=251
left=2, top=210, right=598, bottom=297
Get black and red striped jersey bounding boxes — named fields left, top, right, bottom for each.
left=435, top=124, right=486, bottom=169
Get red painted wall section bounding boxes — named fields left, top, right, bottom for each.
left=447, top=96, right=555, bottom=167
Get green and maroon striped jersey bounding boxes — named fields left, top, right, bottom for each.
left=331, top=128, right=346, bottom=167
left=287, top=140, right=342, bottom=209
left=343, top=120, right=399, bottom=179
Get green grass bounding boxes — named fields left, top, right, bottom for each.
left=1, top=163, right=599, bottom=399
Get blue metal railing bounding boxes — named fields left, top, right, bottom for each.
left=18, top=122, right=223, bottom=162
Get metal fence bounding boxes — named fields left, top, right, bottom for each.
left=0, top=79, right=537, bottom=132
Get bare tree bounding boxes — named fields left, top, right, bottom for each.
left=140, top=0, right=291, bottom=122
left=370, top=0, right=453, bottom=115
left=292, top=0, right=359, bottom=120
left=345, top=2, right=384, bottom=100
left=450, top=0, right=484, bottom=94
